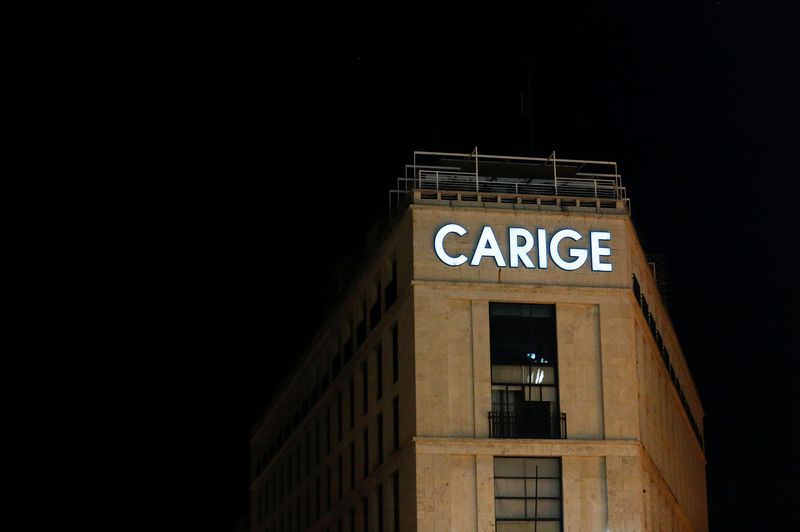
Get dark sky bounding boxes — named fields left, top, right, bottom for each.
left=20, top=2, right=799, bottom=531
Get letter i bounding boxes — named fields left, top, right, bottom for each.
left=537, top=229, right=548, bottom=268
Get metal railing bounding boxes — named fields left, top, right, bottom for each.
left=488, top=411, right=567, bottom=440
left=389, top=149, right=629, bottom=215
left=411, top=170, right=620, bottom=199
left=632, top=274, right=703, bottom=448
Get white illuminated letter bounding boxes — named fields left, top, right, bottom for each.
left=549, top=229, right=588, bottom=270
left=590, top=231, right=613, bottom=272
left=470, top=226, right=506, bottom=267
left=434, top=223, right=468, bottom=266
left=508, top=227, right=535, bottom=268
left=537, top=228, right=548, bottom=269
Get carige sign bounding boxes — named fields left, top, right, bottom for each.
left=434, top=223, right=613, bottom=272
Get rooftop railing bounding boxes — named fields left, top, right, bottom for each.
left=390, top=149, right=630, bottom=215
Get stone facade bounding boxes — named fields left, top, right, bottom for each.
left=249, top=188, right=708, bottom=531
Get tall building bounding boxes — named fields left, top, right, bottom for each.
left=250, top=150, right=708, bottom=531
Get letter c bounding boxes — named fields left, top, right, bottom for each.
left=434, top=223, right=468, bottom=266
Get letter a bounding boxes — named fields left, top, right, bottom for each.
left=471, top=226, right=506, bottom=267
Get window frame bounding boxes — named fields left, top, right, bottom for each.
left=493, top=456, right=564, bottom=531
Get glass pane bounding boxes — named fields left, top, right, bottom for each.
left=532, top=522, right=561, bottom=532
left=490, top=303, right=557, bottom=367
left=524, top=386, right=542, bottom=401
left=494, top=458, right=525, bottom=477
left=492, top=389, right=505, bottom=411
left=496, top=522, right=535, bottom=532
left=490, top=303, right=554, bottom=319
left=524, top=366, right=555, bottom=384
left=495, top=478, right=525, bottom=497
left=493, top=365, right=524, bottom=383
left=541, top=387, right=557, bottom=403
left=526, top=499, right=561, bottom=519
left=525, top=458, right=560, bottom=477
left=525, top=478, right=560, bottom=498
left=495, top=499, right=525, bottom=519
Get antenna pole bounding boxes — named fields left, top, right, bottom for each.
left=472, top=146, right=479, bottom=192
left=527, top=50, right=534, bottom=155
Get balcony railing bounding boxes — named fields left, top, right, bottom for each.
left=488, top=411, right=567, bottom=439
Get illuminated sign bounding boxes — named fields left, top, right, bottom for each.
left=434, top=224, right=612, bottom=272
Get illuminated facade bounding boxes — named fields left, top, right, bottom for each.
left=250, top=151, right=708, bottom=531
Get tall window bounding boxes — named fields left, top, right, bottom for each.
left=349, top=377, right=355, bottom=429
left=350, top=442, right=356, bottom=490
left=494, top=457, right=562, bottom=532
left=377, top=413, right=384, bottom=466
left=489, top=303, right=562, bottom=439
left=392, top=471, right=400, bottom=532
left=377, top=483, right=385, bottom=532
left=338, top=392, right=343, bottom=443
left=392, top=396, right=399, bottom=452
left=391, top=323, right=399, bottom=383
left=362, top=361, right=369, bottom=415
left=356, top=303, right=367, bottom=347
left=370, top=279, right=381, bottom=330
left=363, top=427, right=370, bottom=477
left=385, top=259, right=397, bottom=309
left=376, top=345, right=383, bottom=400
left=338, top=453, right=343, bottom=501
left=362, top=495, right=369, bottom=532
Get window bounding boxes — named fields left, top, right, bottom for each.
left=315, top=474, right=321, bottom=521
left=326, top=465, right=332, bottom=513
left=338, top=453, right=343, bottom=501
left=349, top=377, right=356, bottom=429
left=391, top=323, right=399, bottom=383
left=377, top=413, right=384, bottom=466
left=385, top=259, right=397, bottom=309
left=332, top=345, right=342, bottom=379
left=350, top=442, right=356, bottom=490
left=338, top=392, right=343, bottom=443
left=376, top=346, right=383, bottom=400
left=326, top=408, right=331, bottom=454
left=377, top=483, right=385, bottom=532
left=392, top=397, right=399, bottom=452
left=306, top=486, right=311, bottom=527
left=357, top=303, right=367, bottom=347
left=392, top=471, right=400, bottom=532
left=489, top=303, right=562, bottom=439
left=305, top=432, right=311, bottom=474
left=494, top=457, right=562, bottom=532
left=363, top=427, right=369, bottom=477
left=370, top=279, right=381, bottom=330
left=344, top=327, right=354, bottom=364
left=362, top=361, right=369, bottom=415
left=362, top=495, right=369, bottom=532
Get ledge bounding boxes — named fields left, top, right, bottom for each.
left=412, top=436, right=641, bottom=457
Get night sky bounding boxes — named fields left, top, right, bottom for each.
left=20, top=3, right=799, bottom=531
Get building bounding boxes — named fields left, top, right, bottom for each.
left=249, top=150, right=708, bottom=531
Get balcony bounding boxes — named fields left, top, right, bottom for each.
left=488, top=410, right=567, bottom=439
